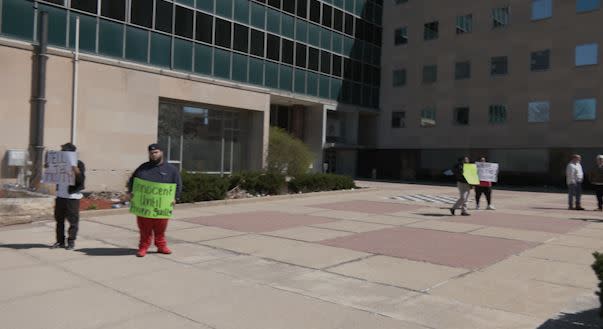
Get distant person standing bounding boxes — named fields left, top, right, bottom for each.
left=450, top=156, right=471, bottom=216
left=475, top=157, right=495, bottom=210
left=566, top=154, right=585, bottom=210
left=125, top=144, right=182, bottom=257
left=51, top=143, right=86, bottom=250
left=589, top=155, right=603, bottom=211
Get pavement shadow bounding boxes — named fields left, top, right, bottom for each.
left=536, top=308, right=602, bottom=328
left=76, top=248, right=138, bottom=256
left=415, top=213, right=450, bottom=217
left=569, top=218, right=603, bottom=224
left=0, top=243, right=51, bottom=250
left=532, top=207, right=571, bottom=211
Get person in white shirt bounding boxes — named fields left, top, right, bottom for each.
left=51, top=143, right=86, bottom=250
left=566, top=154, right=584, bottom=210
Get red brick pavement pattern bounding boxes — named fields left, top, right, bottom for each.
left=449, top=212, right=586, bottom=234
left=182, top=211, right=335, bottom=233
left=320, top=227, right=537, bottom=269
left=311, top=201, right=423, bottom=214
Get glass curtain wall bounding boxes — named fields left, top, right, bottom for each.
left=158, top=101, right=249, bottom=174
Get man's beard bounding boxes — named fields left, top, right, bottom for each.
left=150, top=156, right=163, bottom=165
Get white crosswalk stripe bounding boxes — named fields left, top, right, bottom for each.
left=389, top=194, right=474, bottom=205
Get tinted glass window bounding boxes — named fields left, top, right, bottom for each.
left=101, top=0, right=125, bottom=20
left=308, top=47, right=319, bottom=71
left=322, top=4, right=332, bottom=28
left=297, top=0, right=308, bottom=18
left=332, top=55, right=342, bottom=77
left=531, top=50, right=550, bottom=71
left=344, top=14, right=354, bottom=35
left=283, top=0, right=295, bottom=13
left=131, top=0, right=153, bottom=28
left=155, top=0, right=173, bottom=33
left=491, top=56, right=508, bottom=75
left=215, top=18, right=232, bottom=48
left=175, top=6, right=194, bottom=39
left=266, top=34, right=280, bottom=60
left=195, top=12, right=213, bottom=43
left=71, top=0, right=97, bottom=14
left=282, top=39, right=294, bottom=64
left=250, top=29, right=265, bottom=56
left=320, top=51, right=331, bottom=74
left=233, top=24, right=249, bottom=52
left=310, top=0, right=321, bottom=23
left=333, top=9, right=343, bottom=31
left=296, top=43, right=307, bottom=68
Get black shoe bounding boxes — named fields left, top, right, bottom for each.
left=449, top=208, right=455, bottom=216
left=66, top=243, right=75, bottom=250
left=461, top=212, right=470, bottom=216
left=50, top=242, right=65, bottom=249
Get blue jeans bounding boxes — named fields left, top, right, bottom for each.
left=568, top=183, right=582, bottom=207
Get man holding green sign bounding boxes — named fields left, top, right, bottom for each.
left=450, top=157, right=475, bottom=216
left=125, top=144, right=182, bottom=257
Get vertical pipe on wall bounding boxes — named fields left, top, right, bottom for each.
left=71, top=16, right=79, bottom=144
left=30, top=11, right=48, bottom=190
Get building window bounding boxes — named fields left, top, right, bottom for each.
left=395, top=0, right=408, bottom=4
left=491, top=56, right=508, bottom=75
left=492, top=7, right=509, bottom=28
left=394, top=27, right=408, bottom=45
left=215, top=19, right=232, bottom=49
left=422, top=65, right=437, bottom=83
left=392, top=111, right=406, bottom=128
left=575, top=43, right=599, bottom=66
left=574, top=98, right=597, bottom=120
left=528, top=101, right=550, bottom=123
left=532, top=0, right=552, bottom=20
left=455, top=61, right=471, bottom=80
left=454, top=107, right=469, bottom=125
left=155, top=0, right=173, bottom=33
left=531, top=50, right=550, bottom=71
left=489, top=105, right=507, bottom=124
left=392, top=69, right=406, bottom=87
left=195, top=12, right=213, bottom=43
left=421, top=107, right=436, bottom=127
left=175, top=6, right=194, bottom=39
left=131, top=0, right=153, bottom=28
left=456, top=14, right=473, bottom=34
left=577, top=0, right=600, bottom=13
left=101, top=0, right=125, bottom=21
left=424, top=21, right=439, bottom=40
left=71, top=0, right=98, bottom=14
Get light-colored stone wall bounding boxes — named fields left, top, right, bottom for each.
left=0, top=43, right=271, bottom=191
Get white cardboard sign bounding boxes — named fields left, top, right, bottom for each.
left=476, top=162, right=499, bottom=183
left=43, top=151, right=77, bottom=185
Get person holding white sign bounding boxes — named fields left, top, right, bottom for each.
left=50, top=143, right=86, bottom=250
left=475, top=157, right=495, bottom=210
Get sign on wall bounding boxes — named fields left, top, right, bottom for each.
left=43, top=151, right=77, bottom=185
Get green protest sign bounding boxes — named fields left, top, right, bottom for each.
left=129, top=178, right=177, bottom=219
left=463, top=163, right=480, bottom=185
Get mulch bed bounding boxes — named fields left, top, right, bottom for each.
left=80, top=198, right=115, bottom=211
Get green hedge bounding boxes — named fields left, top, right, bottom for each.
left=592, top=252, right=603, bottom=318
left=229, top=171, right=286, bottom=196
left=180, top=172, right=229, bottom=203
left=288, top=173, right=356, bottom=193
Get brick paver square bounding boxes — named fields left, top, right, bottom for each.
left=320, top=227, right=537, bottom=269
left=450, top=212, right=586, bottom=234
left=182, top=211, right=334, bottom=233
left=310, top=200, right=423, bottom=214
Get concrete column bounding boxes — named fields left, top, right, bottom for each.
left=290, top=105, right=305, bottom=140
left=304, top=105, right=326, bottom=172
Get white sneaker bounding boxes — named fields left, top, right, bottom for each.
left=487, top=205, right=496, bottom=210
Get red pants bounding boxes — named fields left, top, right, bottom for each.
left=136, top=217, right=169, bottom=251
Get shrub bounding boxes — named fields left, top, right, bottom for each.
left=288, top=173, right=356, bottom=193
left=180, top=172, right=229, bottom=203
left=229, top=171, right=286, bottom=196
left=592, top=252, right=603, bottom=318
left=267, top=127, right=315, bottom=177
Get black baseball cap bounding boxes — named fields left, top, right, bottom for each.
left=61, top=142, right=77, bottom=151
left=148, top=143, right=162, bottom=151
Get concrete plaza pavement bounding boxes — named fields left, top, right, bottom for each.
left=1, top=181, right=602, bottom=329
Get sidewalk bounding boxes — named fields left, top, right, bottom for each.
left=1, top=181, right=602, bottom=329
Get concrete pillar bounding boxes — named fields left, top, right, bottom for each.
left=290, top=105, right=305, bottom=140
left=304, top=105, right=326, bottom=172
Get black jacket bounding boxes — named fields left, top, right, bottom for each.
left=452, top=162, right=467, bottom=183
left=67, top=160, right=86, bottom=194
left=127, top=161, right=182, bottom=199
